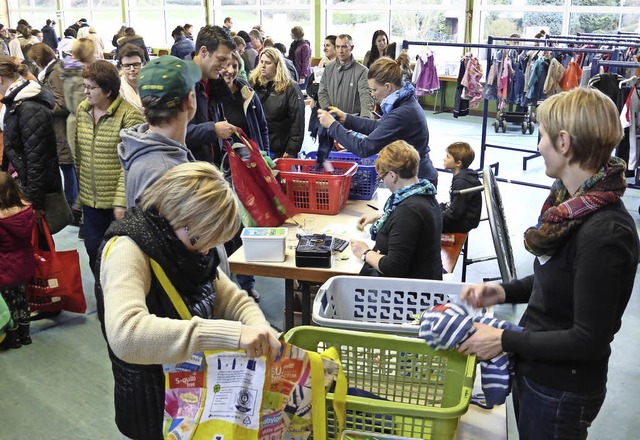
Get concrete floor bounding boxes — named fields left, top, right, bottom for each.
left=1, top=111, right=639, bottom=439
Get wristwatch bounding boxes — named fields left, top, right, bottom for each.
left=362, top=249, right=372, bottom=262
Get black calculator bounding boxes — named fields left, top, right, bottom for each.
left=331, top=237, right=349, bottom=253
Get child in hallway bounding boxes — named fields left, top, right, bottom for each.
left=0, top=172, right=35, bottom=348
left=440, top=142, right=482, bottom=233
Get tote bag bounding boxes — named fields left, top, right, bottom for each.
left=144, top=258, right=346, bottom=440
left=224, top=128, right=298, bottom=227
left=26, top=219, right=86, bottom=314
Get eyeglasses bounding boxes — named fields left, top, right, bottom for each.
left=83, top=84, right=101, bottom=91
left=121, top=62, right=142, bottom=70
left=376, top=171, right=390, bottom=183
left=184, top=226, right=199, bottom=247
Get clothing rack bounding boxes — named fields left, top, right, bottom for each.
left=403, top=38, right=616, bottom=181
left=591, top=59, right=640, bottom=77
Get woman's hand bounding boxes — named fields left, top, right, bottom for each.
left=317, top=109, right=336, bottom=128
left=458, top=323, right=504, bottom=360
left=239, top=325, right=282, bottom=361
left=282, top=152, right=291, bottom=158
left=327, top=106, right=347, bottom=123
left=460, top=283, right=506, bottom=308
left=215, top=121, right=236, bottom=139
left=113, top=206, right=126, bottom=220
left=350, top=239, right=370, bottom=260
left=357, top=212, right=381, bottom=230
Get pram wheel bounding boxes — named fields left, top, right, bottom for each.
left=521, top=122, right=527, bottom=134
left=501, top=120, right=507, bottom=133
left=493, top=121, right=499, bottom=133
left=528, top=122, right=535, bottom=134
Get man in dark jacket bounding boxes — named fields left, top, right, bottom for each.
left=186, top=25, right=236, bottom=165
left=41, top=19, right=58, bottom=51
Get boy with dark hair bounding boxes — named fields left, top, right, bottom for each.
left=440, top=141, right=482, bottom=233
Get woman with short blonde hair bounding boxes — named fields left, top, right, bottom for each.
left=96, top=161, right=279, bottom=440
left=459, top=87, right=638, bottom=439
left=249, top=47, right=304, bottom=157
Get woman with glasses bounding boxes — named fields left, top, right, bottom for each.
left=75, top=60, right=145, bottom=271
left=117, top=43, right=145, bottom=114
left=349, top=140, right=443, bottom=280
left=318, top=56, right=438, bottom=186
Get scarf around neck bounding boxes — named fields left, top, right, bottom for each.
left=524, top=156, right=627, bottom=256
left=380, top=81, right=415, bottom=115
left=370, top=179, right=436, bottom=240
left=104, top=206, right=219, bottom=299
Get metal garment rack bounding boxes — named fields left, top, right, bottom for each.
left=485, top=36, right=640, bottom=174
left=402, top=38, right=615, bottom=177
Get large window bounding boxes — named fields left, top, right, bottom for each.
left=128, top=0, right=205, bottom=49
left=324, top=0, right=465, bottom=61
left=211, top=0, right=314, bottom=56
left=474, top=0, right=640, bottom=42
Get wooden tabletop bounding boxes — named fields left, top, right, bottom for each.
left=229, top=190, right=467, bottom=281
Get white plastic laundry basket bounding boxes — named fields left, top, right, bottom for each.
left=312, top=276, right=489, bottom=334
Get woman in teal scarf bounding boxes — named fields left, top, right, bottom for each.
left=350, top=140, right=443, bottom=279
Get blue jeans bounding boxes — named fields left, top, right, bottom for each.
left=512, top=374, right=605, bottom=440
left=60, top=164, right=79, bottom=209
left=83, top=206, right=115, bottom=274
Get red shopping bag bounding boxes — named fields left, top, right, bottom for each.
left=224, top=128, right=297, bottom=227
left=26, top=219, right=86, bottom=314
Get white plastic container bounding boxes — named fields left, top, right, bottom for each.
left=312, top=275, right=490, bottom=334
left=241, top=227, right=287, bottom=262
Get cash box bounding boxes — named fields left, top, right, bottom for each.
left=295, top=234, right=334, bottom=268
left=241, top=227, right=287, bottom=262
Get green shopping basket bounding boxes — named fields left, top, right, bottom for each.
left=283, top=326, right=476, bottom=440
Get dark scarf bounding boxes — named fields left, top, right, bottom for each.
left=524, top=156, right=627, bottom=256
left=104, top=206, right=219, bottom=302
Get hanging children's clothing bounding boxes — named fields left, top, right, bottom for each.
left=414, top=52, right=440, bottom=96
left=559, top=60, right=582, bottom=91
left=461, top=55, right=484, bottom=108
left=453, top=56, right=470, bottom=118
left=543, top=57, right=566, bottom=96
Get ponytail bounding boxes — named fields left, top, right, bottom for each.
left=0, top=55, right=22, bottom=80
left=367, top=56, right=403, bottom=87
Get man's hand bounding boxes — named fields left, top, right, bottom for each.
left=33, top=209, right=44, bottom=221
left=214, top=121, right=236, bottom=139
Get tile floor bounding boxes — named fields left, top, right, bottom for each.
left=1, top=110, right=639, bottom=439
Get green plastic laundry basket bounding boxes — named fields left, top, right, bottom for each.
left=283, top=326, right=476, bottom=440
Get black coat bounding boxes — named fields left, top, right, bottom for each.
left=41, top=25, right=58, bottom=50
left=253, top=81, right=304, bottom=157
left=1, top=81, right=62, bottom=210
left=186, top=77, right=232, bottom=164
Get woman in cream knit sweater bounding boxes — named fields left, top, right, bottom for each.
left=96, top=162, right=279, bottom=440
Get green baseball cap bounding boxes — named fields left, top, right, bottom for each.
left=138, top=55, right=201, bottom=108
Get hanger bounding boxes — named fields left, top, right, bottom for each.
left=619, top=75, right=638, bottom=89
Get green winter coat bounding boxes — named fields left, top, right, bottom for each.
left=75, top=95, right=144, bottom=209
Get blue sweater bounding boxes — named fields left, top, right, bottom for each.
left=170, top=36, right=195, bottom=60
left=327, top=84, right=438, bottom=183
